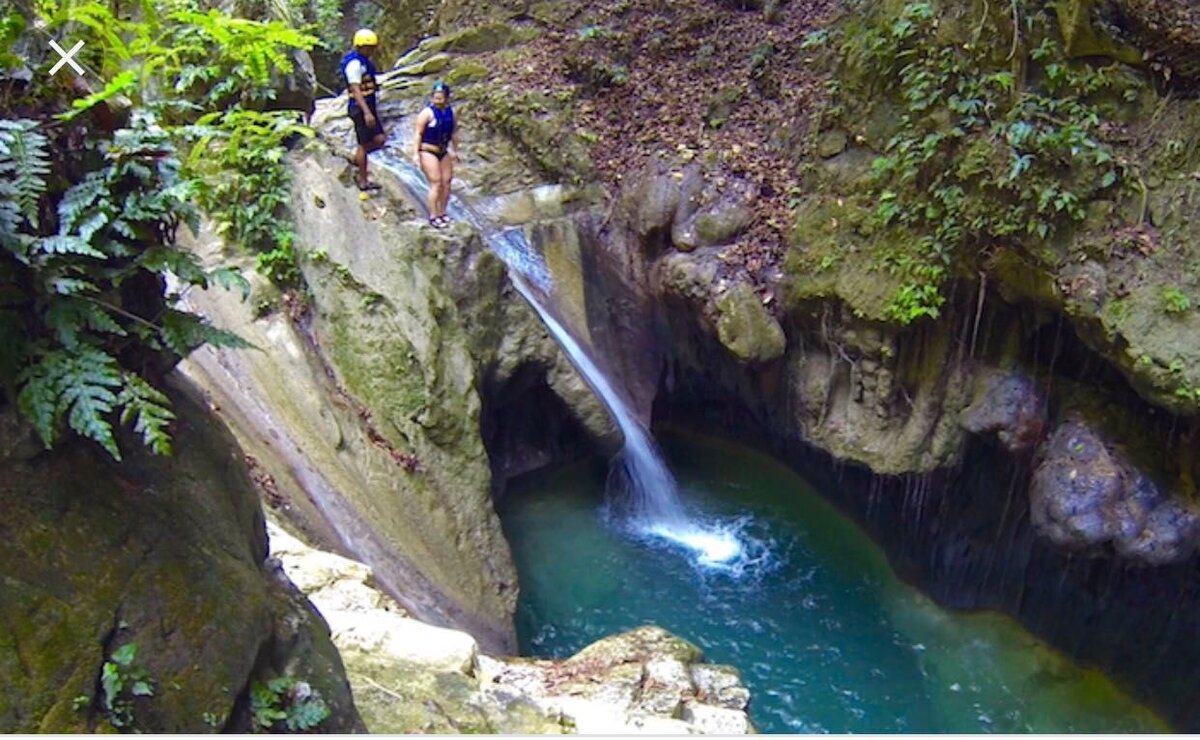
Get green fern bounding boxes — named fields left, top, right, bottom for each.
left=18, top=347, right=124, bottom=459
left=0, top=119, right=50, bottom=247
left=208, top=266, right=251, bottom=300
left=137, top=246, right=209, bottom=285
left=118, top=374, right=175, bottom=456
left=159, top=309, right=254, bottom=356
left=44, top=297, right=127, bottom=350
left=1, top=2, right=310, bottom=459
left=37, top=235, right=108, bottom=259
left=0, top=120, right=50, bottom=226
left=285, top=695, right=330, bottom=731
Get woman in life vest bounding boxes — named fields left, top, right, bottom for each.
left=412, top=81, right=458, bottom=227
left=342, top=29, right=386, bottom=191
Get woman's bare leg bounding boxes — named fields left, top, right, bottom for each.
left=438, top=154, right=454, bottom=217
left=419, top=152, right=443, bottom=217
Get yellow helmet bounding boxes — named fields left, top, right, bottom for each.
left=353, top=28, right=378, bottom=47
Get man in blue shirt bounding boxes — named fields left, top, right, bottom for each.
left=342, top=29, right=386, bottom=191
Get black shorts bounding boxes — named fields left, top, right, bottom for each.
left=420, top=144, right=449, bottom=160
left=350, top=105, right=384, bottom=146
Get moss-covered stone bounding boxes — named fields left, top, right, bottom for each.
left=0, top=386, right=361, bottom=733
left=714, top=282, right=787, bottom=363
left=815, top=128, right=849, bottom=158
left=786, top=194, right=909, bottom=323
left=1055, top=0, right=1144, bottom=62
left=444, top=60, right=489, bottom=86
left=692, top=203, right=753, bottom=247
left=440, top=23, right=540, bottom=54
left=476, top=86, right=594, bottom=183
left=394, top=52, right=453, bottom=77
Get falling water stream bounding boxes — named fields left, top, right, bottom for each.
left=377, top=152, right=742, bottom=564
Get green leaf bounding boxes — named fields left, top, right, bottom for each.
left=18, top=347, right=125, bottom=459
left=118, top=374, right=176, bottom=456
left=285, top=697, right=330, bottom=731
left=208, top=266, right=250, bottom=300
left=37, top=235, right=106, bottom=259
left=159, top=309, right=253, bottom=356
left=50, top=277, right=99, bottom=295
left=101, top=662, right=122, bottom=709
left=59, top=70, right=138, bottom=122
left=111, top=643, right=137, bottom=666
left=0, top=120, right=50, bottom=229
left=138, top=246, right=207, bottom=284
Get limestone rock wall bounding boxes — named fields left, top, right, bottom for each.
left=180, top=68, right=614, bottom=651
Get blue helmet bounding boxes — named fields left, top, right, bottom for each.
left=432, top=80, right=451, bottom=96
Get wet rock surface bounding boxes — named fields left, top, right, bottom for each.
left=270, top=527, right=754, bottom=734
left=1030, top=420, right=1200, bottom=565
left=961, top=370, right=1047, bottom=456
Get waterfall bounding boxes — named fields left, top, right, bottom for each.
left=377, top=152, right=742, bottom=564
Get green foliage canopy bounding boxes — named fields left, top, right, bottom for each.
left=1, top=0, right=316, bottom=459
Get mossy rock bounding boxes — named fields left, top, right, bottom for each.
left=440, top=23, right=539, bottom=54
left=714, top=282, right=787, bottom=363
left=445, top=60, right=490, bottom=87
left=346, top=654, right=564, bottom=733
left=567, top=626, right=703, bottom=668
left=692, top=203, right=753, bottom=247
left=394, top=52, right=452, bottom=77
left=1054, top=0, right=1144, bottom=63
left=373, top=0, right=442, bottom=65
left=476, top=87, right=593, bottom=183
left=0, top=385, right=361, bottom=733
left=434, top=0, right=530, bottom=31
left=786, top=194, right=909, bottom=323
left=816, top=129, right=849, bottom=158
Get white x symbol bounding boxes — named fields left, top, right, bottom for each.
left=48, top=39, right=85, bottom=76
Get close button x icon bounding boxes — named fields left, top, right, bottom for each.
left=49, top=39, right=85, bottom=76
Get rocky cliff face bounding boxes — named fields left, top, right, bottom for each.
left=178, top=61, right=615, bottom=653
left=0, top=383, right=362, bottom=733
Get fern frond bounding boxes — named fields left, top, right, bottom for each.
left=50, top=277, right=99, bottom=295
left=57, top=173, right=108, bottom=233
left=138, top=246, right=207, bottom=285
left=37, top=235, right=107, bottom=258
left=118, top=373, right=175, bottom=456
left=59, top=70, right=139, bottom=122
left=18, top=346, right=125, bottom=459
left=61, top=373, right=121, bottom=459
left=44, top=298, right=127, bottom=350
left=0, top=119, right=50, bottom=229
left=159, top=309, right=252, bottom=356
left=207, top=266, right=250, bottom=300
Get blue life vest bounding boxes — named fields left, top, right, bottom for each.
left=341, top=50, right=378, bottom=115
left=421, top=103, right=456, bottom=150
